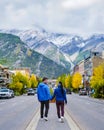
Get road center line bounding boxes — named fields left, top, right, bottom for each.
left=26, top=107, right=40, bottom=130
left=65, top=108, right=81, bottom=130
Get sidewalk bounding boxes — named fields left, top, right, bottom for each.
left=36, top=103, right=71, bottom=130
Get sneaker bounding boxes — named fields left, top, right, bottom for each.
left=61, top=116, right=64, bottom=123
left=44, top=117, right=48, bottom=121
left=58, top=118, right=62, bottom=122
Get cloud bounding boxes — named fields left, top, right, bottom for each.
left=0, top=0, right=104, bottom=35
left=61, top=0, right=98, bottom=10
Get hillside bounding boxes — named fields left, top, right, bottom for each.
left=0, top=29, right=73, bottom=69
left=0, top=28, right=104, bottom=68
left=0, top=33, right=69, bottom=78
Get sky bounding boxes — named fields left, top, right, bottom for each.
left=0, top=0, right=104, bottom=35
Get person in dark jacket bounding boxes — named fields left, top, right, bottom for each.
left=37, top=77, right=51, bottom=121
left=51, top=81, right=67, bottom=122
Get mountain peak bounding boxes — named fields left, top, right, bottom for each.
left=0, top=28, right=104, bottom=72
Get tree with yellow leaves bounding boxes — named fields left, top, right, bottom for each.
left=30, top=74, right=38, bottom=88
left=90, top=64, right=104, bottom=98
left=57, top=74, right=66, bottom=87
left=72, top=73, right=82, bottom=89
left=65, top=74, right=72, bottom=89
left=10, top=72, right=31, bottom=95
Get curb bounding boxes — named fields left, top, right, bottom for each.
left=65, top=108, right=82, bottom=130
left=26, top=107, right=40, bottom=130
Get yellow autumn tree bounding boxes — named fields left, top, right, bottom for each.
left=15, top=82, right=23, bottom=93
left=90, top=64, right=104, bottom=98
left=57, top=74, right=66, bottom=87
left=30, top=74, right=38, bottom=88
left=72, top=73, right=82, bottom=89
left=65, top=74, right=72, bottom=88
left=10, top=72, right=30, bottom=95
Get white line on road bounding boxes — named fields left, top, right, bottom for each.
left=65, top=109, right=81, bottom=130
left=26, top=107, right=40, bottom=130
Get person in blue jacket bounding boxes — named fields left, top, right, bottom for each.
left=51, top=81, right=67, bottom=122
left=37, top=77, right=51, bottom=121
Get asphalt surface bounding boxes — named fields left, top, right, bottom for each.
left=67, top=94, right=104, bottom=130
left=0, top=95, right=39, bottom=130
left=36, top=104, right=71, bottom=130
left=0, top=94, right=104, bottom=130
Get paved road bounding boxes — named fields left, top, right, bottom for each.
left=36, top=104, right=71, bottom=130
left=0, top=94, right=104, bottom=130
left=67, top=94, right=104, bottom=130
left=0, top=95, right=39, bottom=130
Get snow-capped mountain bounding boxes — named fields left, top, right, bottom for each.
left=81, top=34, right=104, bottom=52
left=0, top=29, right=73, bottom=69
left=0, top=28, right=104, bottom=70
left=0, top=33, right=69, bottom=78
left=47, top=33, right=74, bottom=47
left=60, top=36, right=84, bottom=55
left=0, top=28, right=73, bottom=48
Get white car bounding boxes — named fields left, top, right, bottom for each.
left=27, top=88, right=35, bottom=95
left=0, top=89, right=14, bottom=98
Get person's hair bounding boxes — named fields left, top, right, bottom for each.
left=42, top=77, right=48, bottom=82
left=59, top=81, right=64, bottom=94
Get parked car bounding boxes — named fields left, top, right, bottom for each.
left=0, top=87, right=7, bottom=89
left=66, top=88, right=72, bottom=94
left=33, top=88, right=37, bottom=94
left=27, top=89, right=35, bottom=95
left=0, top=89, right=14, bottom=98
left=79, top=89, right=87, bottom=95
left=9, top=90, right=15, bottom=98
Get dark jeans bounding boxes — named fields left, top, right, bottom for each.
left=56, top=101, right=64, bottom=118
left=40, top=100, right=49, bottom=118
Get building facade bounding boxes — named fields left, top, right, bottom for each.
left=73, top=51, right=104, bottom=90
left=10, top=67, right=31, bottom=76
left=0, top=65, right=10, bottom=87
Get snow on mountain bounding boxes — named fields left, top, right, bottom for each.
left=0, top=29, right=73, bottom=70
left=63, top=53, right=74, bottom=69
left=17, top=30, right=73, bottom=48
left=0, top=29, right=77, bottom=48
left=47, top=34, right=73, bottom=47
left=80, top=34, right=104, bottom=52
left=0, top=33, right=70, bottom=78
left=0, top=28, right=104, bottom=71
left=77, top=42, right=85, bottom=48
left=70, top=52, right=79, bottom=62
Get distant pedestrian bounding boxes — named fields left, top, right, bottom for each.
left=37, top=77, right=51, bottom=121
left=51, top=81, right=67, bottom=123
